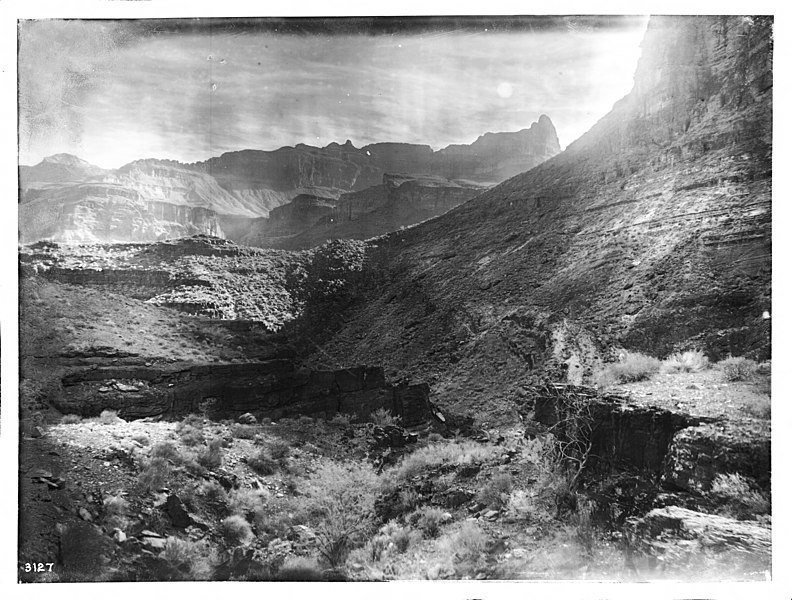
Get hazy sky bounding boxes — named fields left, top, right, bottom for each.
left=18, top=16, right=649, bottom=168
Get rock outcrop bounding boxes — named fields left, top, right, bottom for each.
left=56, top=361, right=432, bottom=425
left=303, top=16, right=773, bottom=418
left=242, top=173, right=486, bottom=250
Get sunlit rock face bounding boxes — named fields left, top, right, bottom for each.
left=304, top=16, right=772, bottom=414
left=19, top=116, right=560, bottom=244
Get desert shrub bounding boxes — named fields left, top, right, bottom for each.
left=385, top=440, right=497, bottom=487
left=268, top=439, right=291, bottom=461
left=302, top=461, right=379, bottom=568
left=427, top=432, right=444, bottom=443
left=159, top=537, right=217, bottom=581
left=475, top=472, right=513, bottom=509
left=220, top=515, right=254, bottom=546
left=228, top=487, right=269, bottom=519
left=60, top=414, right=82, bottom=425
left=150, top=441, right=181, bottom=462
left=710, top=473, right=770, bottom=519
left=661, top=350, right=710, bottom=373
left=179, top=425, right=206, bottom=447
left=450, top=521, right=488, bottom=562
left=718, top=356, right=759, bottom=381
left=369, top=407, right=401, bottom=426
left=329, top=413, right=355, bottom=426
left=197, top=438, right=223, bottom=470
left=410, top=507, right=446, bottom=538
left=594, top=351, right=661, bottom=387
left=390, top=524, right=420, bottom=554
left=248, top=449, right=278, bottom=475
left=230, top=423, right=258, bottom=439
left=131, top=433, right=150, bottom=446
left=98, top=409, right=122, bottom=424
left=137, top=457, right=172, bottom=492
left=198, top=479, right=228, bottom=504
left=276, top=556, right=324, bottom=581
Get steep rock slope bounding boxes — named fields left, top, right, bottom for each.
left=303, top=16, right=772, bottom=421
left=243, top=174, right=487, bottom=250
left=19, top=153, right=108, bottom=189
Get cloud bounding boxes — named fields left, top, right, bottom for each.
left=18, top=17, right=648, bottom=168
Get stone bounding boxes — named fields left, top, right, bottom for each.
left=237, top=412, right=258, bottom=425
left=113, top=529, right=127, bottom=543
left=163, top=494, right=192, bottom=528
left=141, top=535, right=167, bottom=551
left=443, top=489, right=474, bottom=508
left=78, top=507, right=93, bottom=521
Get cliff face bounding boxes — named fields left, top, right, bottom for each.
left=241, top=173, right=486, bottom=250
left=303, top=16, right=773, bottom=419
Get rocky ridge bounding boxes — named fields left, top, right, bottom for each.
left=19, top=117, right=560, bottom=245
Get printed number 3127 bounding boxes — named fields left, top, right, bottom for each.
left=23, top=563, right=54, bottom=573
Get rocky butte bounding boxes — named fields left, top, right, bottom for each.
left=18, top=117, right=561, bottom=245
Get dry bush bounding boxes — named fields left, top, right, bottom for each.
left=220, top=515, right=254, bottom=546
left=60, top=414, right=82, bottom=425
left=197, top=438, right=223, bottom=470
left=248, top=449, right=278, bottom=475
left=718, top=356, right=759, bottom=381
left=742, top=397, right=771, bottom=420
left=448, top=521, right=488, bottom=563
left=228, top=487, right=269, bottom=519
left=302, top=461, right=379, bottom=568
left=710, top=473, right=770, bottom=520
left=369, top=407, right=401, bottom=426
left=197, top=479, right=228, bottom=504
left=150, top=441, right=181, bottom=462
left=569, top=496, right=596, bottom=555
left=661, top=350, right=709, bottom=373
left=179, top=425, right=206, bottom=447
left=268, top=439, right=291, bottom=461
left=159, top=537, right=218, bottom=581
left=137, top=457, right=172, bottom=493
left=329, top=413, right=355, bottom=426
left=409, top=507, right=446, bottom=538
left=475, top=472, right=513, bottom=509
left=594, top=351, right=661, bottom=387
left=385, top=440, right=497, bottom=486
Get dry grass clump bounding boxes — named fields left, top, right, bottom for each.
left=446, top=521, right=489, bottom=563
left=248, top=449, right=278, bottom=475
left=408, top=507, right=447, bottom=539
left=718, top=356, right=759, bottom=381
left=60, top=414, right=83, bottom=425
left=103, top=494, right=130, bottom=516
left=219, top=515, right=254, bottom=545
left=710, top=473, right=770, bottom=520
left=369, top=407, right=401, bottom=426
left=475, top=472, right=513, bottom=509
left=137, top=457, right=172, bottom=492
left=661, top=350, right=709, bottom=373
left=196, top=438, right=223, bottom=470
left=385, top=440, right=497, bottom=485
left=150, top=441, right=181, bottom=462
left=159, top=537, right=218, bottom=581
left=594, top=351, right=661, bottom=387
left=197, top=479, right=228, bottom=504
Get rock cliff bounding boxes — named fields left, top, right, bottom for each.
left=301, top=16, right=773, bottom=420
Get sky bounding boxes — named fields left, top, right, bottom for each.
left=18, top=16, right=649, bottom=169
